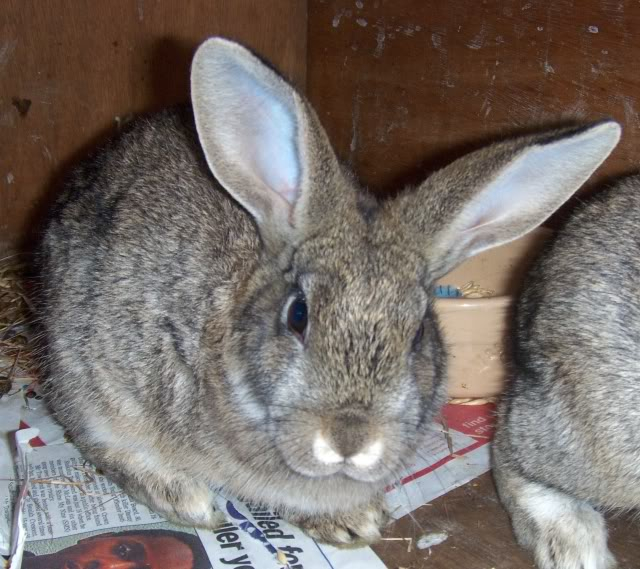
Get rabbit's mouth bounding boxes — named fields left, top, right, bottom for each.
left=275, top=431, right=399, bottom=484
left=269, top=403, right=420, bottom=485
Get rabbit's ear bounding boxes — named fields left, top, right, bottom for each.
left=392, top=121, right=620, bottom=278
left=191, top=38, right=330, bottom=249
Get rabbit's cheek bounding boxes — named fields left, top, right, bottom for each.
left=226, top=371, right=268, bottom=423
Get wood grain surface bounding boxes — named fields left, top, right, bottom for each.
left=0, top=0, right=307, bottom=252
left=308, top=0, right=639, bottom=198
left=373, top=472, right=640, bottom=569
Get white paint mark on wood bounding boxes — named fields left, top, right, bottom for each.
left=431, top=32, right=443, bottom=49
left=0, top=110, right=15, bottom=127
left=442, top=70, right=455, bottom=88
left=621, top=95, right=639, bottom=127
left=6, top=172, right=14, bottom=185
left=41, top=145, right=55, bottom=164
left=0, top=40, right=17, bottom=71
left=356, top=18, right=368, bottom=27
left=355, top=0, right=364, bottom=8
left=468, top=24, right=487, bottom=50
left=402, top=24, right=419, bottom=37
left=350, top=90, right=361, bottom=155
left=588, top=25, right=599, bottom=33
left=375, top=105, right=409, bottom=144
left=29, top=133, right=57, bottom=165
left=568, top=98, right=588, bottom=117
left=480, top=64, right=500, bottom=121
left=333, top=9, right=352, bottom=28
left=374, top=24, right=386, bottom=57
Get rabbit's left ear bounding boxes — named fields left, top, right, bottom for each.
left=191, top=38, right=341, bottom=251
left=390, top=121, right=620, bottom=278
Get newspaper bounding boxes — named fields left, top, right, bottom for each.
left=1, top=385, right=494, bottom=568
left=387, top=402, right=495, bottom=519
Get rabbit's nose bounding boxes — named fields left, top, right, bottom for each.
left=312, top=412, right=382, bottom=468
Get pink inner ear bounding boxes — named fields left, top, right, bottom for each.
left=281, top=185, right=298, bottom=204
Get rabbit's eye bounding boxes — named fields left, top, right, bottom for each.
left=287, top=296, right=308, bottom=340
left=413, top=322, right=425, bottom=349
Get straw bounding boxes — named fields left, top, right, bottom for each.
left=0, top=255, right=39, bottom=388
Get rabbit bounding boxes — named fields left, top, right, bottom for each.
left=37, top=36, right=620, bottom=546
left=492, top=175, right=640, bottom=568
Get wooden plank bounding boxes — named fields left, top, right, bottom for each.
left=373, top=472, right=640, bottom=568
left=0, top=0, right=307, bottom=252
left=308, top=0, right=638, bottom=200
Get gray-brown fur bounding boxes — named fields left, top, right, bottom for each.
left=493, top=179, right=640, bottom=568
left=38, top=37, right=620, bottom=545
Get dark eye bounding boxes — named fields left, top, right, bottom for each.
left=413, top=322, right=425, bottom=349
left=114, top=541, right=144, bottom=563
left=116, top=543, right=132, bottom=560
left=287, top=296, right=308, bottom=340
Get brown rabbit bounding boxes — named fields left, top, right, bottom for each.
left=38, top=37, right=620, bottom=545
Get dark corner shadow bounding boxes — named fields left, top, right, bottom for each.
left=148, top=36, right=198, bottom=111
left=19, top=37, right=200, bottom=270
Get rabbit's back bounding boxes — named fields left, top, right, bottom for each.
left=503, top=178, right=640, bottom=506
left=39, top=108, right=259, bottom=429
left=516, top=180, right=640, bottom=397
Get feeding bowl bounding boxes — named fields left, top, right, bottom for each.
left=436, top=227, right=552, bottom=399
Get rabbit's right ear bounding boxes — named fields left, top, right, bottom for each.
left=191, top=38, right=337, bottom=251
left=390, top=121, right=621, bottom=279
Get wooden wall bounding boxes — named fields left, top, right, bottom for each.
left=4, top=1, right=640, bottom=251
left=307, top=0, right=639, bottom=203
left=0, top=0, right=307, bottom=253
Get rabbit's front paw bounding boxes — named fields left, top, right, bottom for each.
left=164, top=481, right=225, bottom=528
left=125, top=473, right=224, bottom=529
left=529, top=508, right=617, bottom=569
left=511, top=481, right=616, bottom=569
left=287, top=497, right=389, bottom=546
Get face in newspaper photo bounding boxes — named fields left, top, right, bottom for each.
left=22, top=529, right=212, bottom=569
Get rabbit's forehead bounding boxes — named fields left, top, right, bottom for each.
left=300, top=264, right=427, bottom=320
left=294, top=235, right=424, bottom=281
left=294, top=239, right=427, bottom=316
